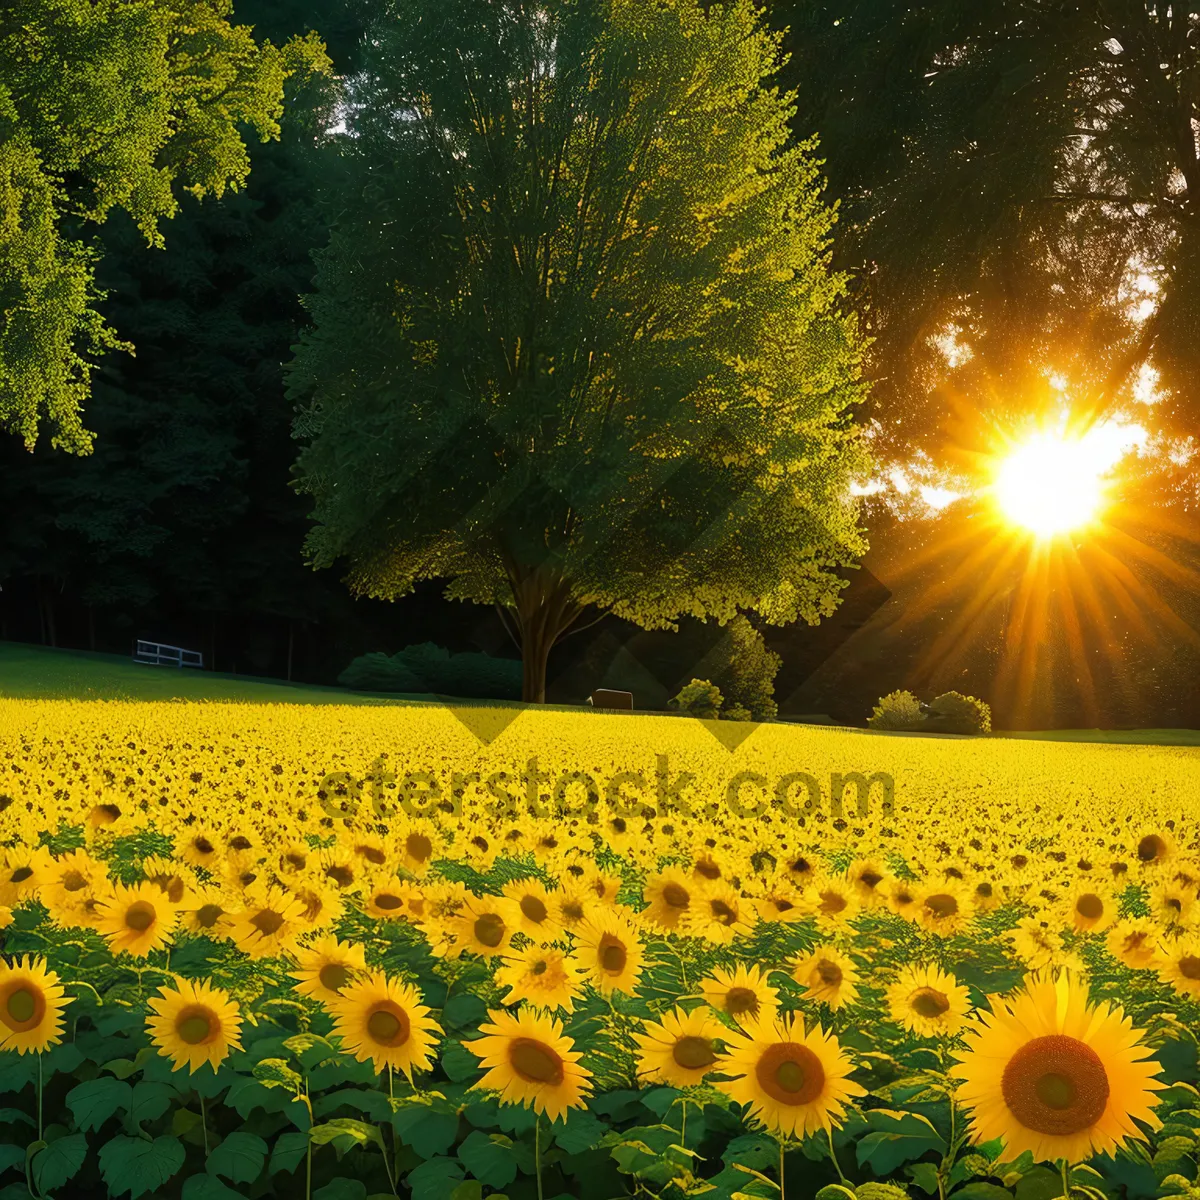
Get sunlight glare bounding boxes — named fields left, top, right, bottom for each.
left=993, top=427, right=1136, bottom=538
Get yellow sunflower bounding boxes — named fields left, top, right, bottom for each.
left=0, top=845, right=54, bottom=907
left=716, top=1013, right=865, bottom=1137
left=0, top=956, right=68, bottom=1054
left=146, top=977, right=243, bottom=1073
left=467, top=1008, right=593, bottom=1122
left=633, top=1006, right=725, bottom=1088
left=847, top=858, right=892, bottom=908
left=327, top=972, right=441, bottom=1079
left=699, top=964, right=779, bottom=1026
left=573, top=909, right=644, bottom=997
left=885, top=965, right=972, bottom=1038
left=226, top=885, right=308, bottom=959
left=177, top=886, right=236, bottom=937
left=1061, top=882, right=1118, bottom=934
left=362, top=881, right=413, bottom=922
left=913, top=881, right=973, bottom=936
left=501, top=878, right=564, bottom=943
left=291, top=936, right=368, bottom=1004
left=807, top=875, right=861, bottom=933
left=494, top=946, right=586, bottom=1013
left=1106, top=919, right=1162, bottom=971
left=175, top=825, right=225, bottom=871
left=446, top=895, right=516, bottom=960
left=96, top=881, right=178, bottom=958
left=791, top=945, right=861, bottom=1011
left=1010, top=917, right=1065, bottom=971
left=681, top=882, right=757, bottom=944
left=1155, top=933, right=1200, bottom=998
left=550, top=884, right=596, bottom=935
left=951, top=971, right=1165, bottom=1163
left=641, top=868, right=695, bottom=932
left=1133, top=829, right=1175, bottom=872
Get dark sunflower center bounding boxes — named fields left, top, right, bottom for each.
left=406, top=834, right=433, bottom=862
left=360, top=846, right=387, bottom=865
left=176, top=1006, right=215, bottom=1045
left=366, top=1005, right=411, bottom=1047
left=976, top=882, right=993, bottom=898
left=520, top=896, right=548, bottom=924
left=710, top=899, right=737, bottom=924
left=1138, top=835, right=1166, bottom=862
left=599, top=936, right=627, bottom=973
left=925, top=893, right=958, bottom=918
left=9, top=866, right=32, bottom=884
left=910, top=988, right=950, bottom=1018
left=819, top=891, right=846, bottom=914
left=125, top=900, right=157, bottom=932
left=1076, top=894, right=1104, bottom=920
left=286, top=853, right=307, bottom=870
left=194, top=838, right=214, bottom=855
left=325, top=865, right=354, bottom=888
left=561, top=902, right=584, bottom=922
left=1178, top=955, right=1200, bottom=980
left=509, top=1037, right=565, bottom=1085
left=229, top=837, right=252, bottom=852
left=4, top=986, right=39, bottom=1027
left=816, top=960, right=843, bottom=986
left=250, top=909, right=285, bottom=936
left=860, top=871, right=883, bottom=889
left=62, top=870, right=87, bottom=892
left=195, top=904, right=224, bottom=928
left=532, top=960, right=549, bottom=976
left=662, top=883, right=690, bottom=909
left=755, top=1044, right=826, bottom=1106
left=1001, top=1034, right=1110, bottom=1136
left=474, top=913, right=506, bottom=947
left=319, top=964, right=350, bottom=992
left=672, top=1036, right=716, bottom=1070
left=725, top=986, right=759, bottom=1016
left=695, top=859, right=720, bottom=881
left=374, top=893, right=403, bottom=910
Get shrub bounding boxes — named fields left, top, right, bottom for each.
left=722, top=702, right=754, bottom=722
left=339, top=643, right=522, bottom=699
left=867, top=690, right=924, bottom=731
left=925, top=690, right=992, bottom=734
left=669, top=678, right=723, bottom=719
left=704, top=614, right=781, bottom=721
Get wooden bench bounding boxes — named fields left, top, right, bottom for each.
left=588, top=688, right=633, bottom=710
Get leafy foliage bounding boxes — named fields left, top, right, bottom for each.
left=338, top=644, right=522, bottom=700
left=289, top=0, right=871, bottom=701
left=0, top=0, right=331, bottom=451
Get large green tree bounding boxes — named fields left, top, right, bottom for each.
left=766, top=1, right=1200, bottom=505
left=0, top=0, right=329, bottom=452
left=287, top=0, right=872, bottom=703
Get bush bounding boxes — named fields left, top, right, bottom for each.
left=704, top=614, right=781, bottom=721
left=867, top=690, right=924, bottom=731
left=338, top=643, right=522, bottom=699
left=722, top=702, right=754, bottom=722
left=669, top=678, right=723, bottom=719
left=925, top=690, right=992, bottom=734
left=867, top=689, right=992, bottom=734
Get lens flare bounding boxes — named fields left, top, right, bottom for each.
left=993, top=426, right=1138, bottom=538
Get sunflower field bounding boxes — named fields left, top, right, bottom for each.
left=2, top=698, right=1200, bottom=1200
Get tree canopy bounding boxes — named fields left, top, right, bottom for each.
left=287, top=0, right=872, bottom=701
left=0, top=0, right=330, bottom=452
left=769, top=0, right=1200, bottom=507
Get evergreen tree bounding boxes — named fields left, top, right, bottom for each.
left=288, top=0, right=872, bottom=702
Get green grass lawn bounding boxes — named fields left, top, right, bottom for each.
left=0, top=641, right=411, bottom=705
left=1, top=641, right=1197, bottom=745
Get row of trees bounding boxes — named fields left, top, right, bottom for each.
left=3, top=1, right=1198, bottom=716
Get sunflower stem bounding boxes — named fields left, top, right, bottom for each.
left=535, top=1114, right=544, bottom=1200
left=779, top=1136, right=787, bottom=1200
left=36, top=1051, right=43, bottom=1141
left=200, top=1093, right=209, bottom=1156
left=826, top=1126, right=848, bottom=1185
left=1060, top=1159, right=1072, bottom=1200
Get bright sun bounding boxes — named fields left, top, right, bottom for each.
left=993, top=431, right=1110, bottom=538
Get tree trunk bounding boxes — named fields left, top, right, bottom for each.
left=287, top=620, right=295, bottom=682
left=509, top=565, right=584, bottom=703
